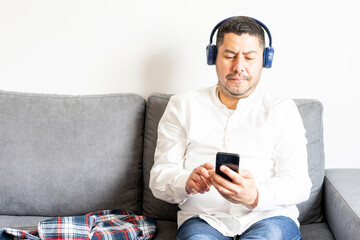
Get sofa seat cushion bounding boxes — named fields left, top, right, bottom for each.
left=300, top=222, right=334, bottom=240
left=153, top=220, right=177, bottom=240
left=0, top=90, right=146, bottom=217
left=0, top=215, right=51, bottom=230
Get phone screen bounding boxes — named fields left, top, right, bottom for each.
left=215, top=152, right=240, bottom=182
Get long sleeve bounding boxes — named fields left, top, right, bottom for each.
left=255, top=99, right=312, bottom=209
left=149, top=96, right=190, bottom=204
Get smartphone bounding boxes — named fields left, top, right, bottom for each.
left=215, top=152, right=240, bottom=182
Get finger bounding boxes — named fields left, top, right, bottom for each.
left=210, top=170, right=233, bottom=191
left=196, top=166, right=211, bottom=178
left=196, top=166, right=213, bottom=184
left=220, top=165, right=240, bottom=183
left=212, top=179, right=234, bottom=198
left=202, top=162, right=215, bottom=171
left=189, top=180, right=205, bottom=194
left=198, top=176, right=211, bottom=192
left=217, top=185, right=233, bottom=196
left=192, top=172, right=211, bottom=192
left=187, top=172, right=206, bottom=194
left=211, top=177, right=244, bottom=203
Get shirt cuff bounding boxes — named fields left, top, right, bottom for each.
left=253, top=182, right=273, bottom=210
left=173, top=171, right=192, bottom=204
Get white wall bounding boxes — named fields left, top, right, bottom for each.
left=1, top=0, right=359, bottom=168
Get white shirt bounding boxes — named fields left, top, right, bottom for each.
left=149, top=85, right=312, bottom=237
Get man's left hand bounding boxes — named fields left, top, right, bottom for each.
left=210, top=166, right=259, bottom=209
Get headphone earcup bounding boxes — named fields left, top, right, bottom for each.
left=206, top=44, right=217, bottom=65
left=263, top=47, right=274, bottom=68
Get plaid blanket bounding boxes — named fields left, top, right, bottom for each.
left=0, top=210, right=156, bottom=240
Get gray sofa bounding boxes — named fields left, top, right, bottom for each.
left=0, top=90, right=359, bottom=240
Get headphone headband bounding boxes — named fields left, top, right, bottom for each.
left=206, top=16, right=274, bottom=68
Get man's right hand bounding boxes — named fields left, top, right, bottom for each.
left=185, top=163, right=214, bottom=194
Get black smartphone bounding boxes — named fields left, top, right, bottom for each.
left=215, top=152, right=240, bottom=182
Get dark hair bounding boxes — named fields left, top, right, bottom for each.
left=216, top=16, right=265, bottom=49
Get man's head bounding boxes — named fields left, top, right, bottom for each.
left=216, top=17, right=265, bottom=50
left=215, top=17, right=265, bottom=106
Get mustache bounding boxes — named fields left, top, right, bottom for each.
left=225, top=72, right=250, bottom=81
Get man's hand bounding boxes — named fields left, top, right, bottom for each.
left=185, top=163, right=215, bottom=195
left=210, top=166, right=259, bottom=209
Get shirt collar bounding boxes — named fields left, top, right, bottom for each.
left=211, top=84, right=261, bottom=111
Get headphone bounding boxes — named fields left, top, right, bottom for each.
left=206, top=17, right=274, bottom=68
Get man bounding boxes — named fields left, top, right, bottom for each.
left=149, top=16, right=312, bottom=240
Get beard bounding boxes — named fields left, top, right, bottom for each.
left=220, top=72, right=252, bottom=97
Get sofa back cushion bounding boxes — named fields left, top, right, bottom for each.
left=142, top=93, right=324, bottom=224
left=296, top=99, right=325, bottom=224
left=142, top=94, right=179, bottom=221
left=0, top=90, right=145, bottom=216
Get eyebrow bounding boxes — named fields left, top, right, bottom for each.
left=224, top=49, right=237, bottom=55
left=243, top=51, right=257, bottom=55
left=223, top=49, right=258, bottom=55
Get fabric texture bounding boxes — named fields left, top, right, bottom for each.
left=0, top=90, right=146, bottom=216
left=0, top=210, right=156, bottom=240
left=149, top=86, right=311, bottom=236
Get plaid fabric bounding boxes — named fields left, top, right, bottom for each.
left=0, top=210, right=156, bottom=240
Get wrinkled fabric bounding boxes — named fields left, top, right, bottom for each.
left=0, top=210, right=156, bottom=240
left=150, top=85, right=311, bottom=236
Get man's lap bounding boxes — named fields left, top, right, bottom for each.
left=176, top=216, right=302, bottom=240
left=176, top=217, right=231, bottom=240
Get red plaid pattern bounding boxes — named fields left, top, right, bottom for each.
left=0, top=210, right=156, bottom=240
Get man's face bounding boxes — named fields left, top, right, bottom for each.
left=216, top=33, right=264, bottom=100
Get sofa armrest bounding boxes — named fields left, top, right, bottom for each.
left=324, top=169, right=360, bottom=240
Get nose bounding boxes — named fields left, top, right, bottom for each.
left=232, top=55, right=246, bottom=73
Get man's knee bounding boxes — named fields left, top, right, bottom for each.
left=264, top=221, right=284, bottom=239
left=241, top=216, right=301, bottom=240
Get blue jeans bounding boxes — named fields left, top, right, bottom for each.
left=176, top=216, right=302, bottom=240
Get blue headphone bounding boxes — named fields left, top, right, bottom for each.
left=206, top=17, right=274, bottom=68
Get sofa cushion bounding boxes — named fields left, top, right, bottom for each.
left=142, top=94, right=325, bottom=225
left=324, top=169, right=360, bottom=240
left=142, top=93, right=178, bottom=221
left=152, top=220, right=178, bottom=240
left=300, top=223, right=334, bottom=240
left=0, top=90, right=145, bottom=216
left=295, top=99, right=325, bottom=224
left=0, top=216, right=51, bottom=230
